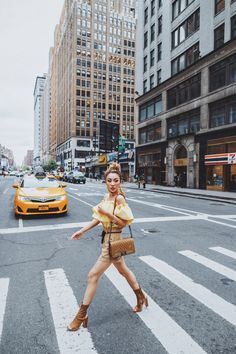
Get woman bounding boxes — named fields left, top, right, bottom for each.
left=67, top=162, right=148, bottom=331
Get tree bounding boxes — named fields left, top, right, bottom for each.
left=45, top=160, right=57, bottom=172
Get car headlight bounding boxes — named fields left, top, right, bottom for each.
left=18, top=196, right=31, bottom=201
left=55, top=195, right=66, bottom=201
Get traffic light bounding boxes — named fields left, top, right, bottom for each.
left=118, top=135, right=126, bottom=152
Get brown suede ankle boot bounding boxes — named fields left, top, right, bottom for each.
left=133, top=288, right=148, bottom=312
left=67, top=303, right=89, bottom=331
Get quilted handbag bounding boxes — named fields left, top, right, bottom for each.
left=109, top=229, right=135, bottom=258
left=108, top=195, right=135, bottom=258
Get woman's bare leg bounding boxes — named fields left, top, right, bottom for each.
left=82, top=259, right=111, bottom=305
left=113, top=257, right=139, bottom=290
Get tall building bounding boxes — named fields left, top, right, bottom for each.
left=49, top=0, right=136, bottom=172
left=33, top=75, right=46, bottom=165
left=135, top=0, right=236, bottom=191
left=23, top=150, right=33, bottom=167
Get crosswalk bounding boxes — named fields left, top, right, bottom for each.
left=0, top=246, right=236, bottom=353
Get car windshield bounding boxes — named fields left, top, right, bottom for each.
left=21, top=177, right=60, bottom=188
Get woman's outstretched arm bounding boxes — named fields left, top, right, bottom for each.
left=71, top=219, right=100, bottom=240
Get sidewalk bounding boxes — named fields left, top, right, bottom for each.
left=122, top=181, right=236, bottom=205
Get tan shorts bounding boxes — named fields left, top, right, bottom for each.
left=98, top=232, right=123, bottom=263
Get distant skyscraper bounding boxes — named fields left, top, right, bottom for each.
left=48, top=0, right=136, bottom=171
left=33, top=75, right=46, bottom=165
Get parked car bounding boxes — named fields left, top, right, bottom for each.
left=67, top=171, right=86, bottom=184
left=12, top=175, right=68, bottom=216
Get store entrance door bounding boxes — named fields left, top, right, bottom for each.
left=229, top=165, right=236, bottom=191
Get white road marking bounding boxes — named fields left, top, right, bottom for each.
left=0, top=278, right=9, bottom=341
left=3, top=188, right=9, bottom=195
left=140, top=255, right=236, bottom=327
left=0, top=215, right=205, bottom=235
left=67, top=193, right=93, bottom=207
left=69, top=188, right=78, bottom=191
left=75, top=193, right=104, bottom=197
left=44, top=269, right=98, bottom=354
left=18, top=218, right=23, bottom=228
left=105, top=266, right=206, bottom=354
left=209, top=247, right=236, bottom=260
left=179, top=250, right=236, bottom=281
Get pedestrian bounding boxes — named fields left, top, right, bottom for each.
left=174, top=174, right=178, bottom=187
left=67, top=162, right=148, bottom=331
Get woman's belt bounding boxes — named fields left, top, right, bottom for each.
left=101, top=229, right=122, bottom=243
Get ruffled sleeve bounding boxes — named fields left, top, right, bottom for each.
left=92, top=205, right=109, bottom=223
left=114, top=203, right=134, bottom=225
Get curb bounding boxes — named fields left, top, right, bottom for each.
left=124, top=185, right=236, bottom=205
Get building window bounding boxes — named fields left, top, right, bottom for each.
left=215, top=0, right=225, bottom=15
left=172, top=0, right=195, bottom=20
left=144, top=7, right=148, bottom=25
left=171, top=42, right=200, bottom=75
left=144, top=31, right=148, bottom=49
left=143, top=79, right=147, bottom=93
left=139, top=95, right=162, bottom=122
left=151, top=0, right=155, bottom=16
left=209, top=53, right=236, bottom=91
left=158, top=16, right=162, bottom=35
left=143, top=55, right=147, bottom=72
left=214, top=24, right=225, bottom=49
left=139, top=122, right=161, bottom=144
left=150, top=24, right=155, bottom=42
left=150, top=74, right=154, bottom=89
left=157, top=42, right=162, bottom=61
left=231, top=14, right=236, bottom=39
left=167, top=73, right=201, bottom=109
left=158, top=0, right=163, bottom=8
left=172, top=9, right=200, bottom=49
left=210, top=96, right=236, bottom=128
left=150, top=49, right=155, bottom=67
left=167, top=108, right=200, bottom=138
left=157, top=69, right=161, bottom=84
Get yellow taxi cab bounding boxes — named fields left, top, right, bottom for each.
left=13, top=175, right=68, bottom=216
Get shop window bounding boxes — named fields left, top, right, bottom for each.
left=208, top=144, right=226, bottom=154
left=207, top=166, right=223, bottom=189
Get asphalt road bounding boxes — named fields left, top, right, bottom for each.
left=0, top=176, right=236, bottom=354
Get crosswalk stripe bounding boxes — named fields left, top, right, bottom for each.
left=44, top=269, right=97, bottom=354
left=0, top=279, right=9, bottom=341
left=140, top=256, right=236, bottom=327
left=178, top=250, right=236, bottom=281
left=105, top=265, right=207, bottom=354
left=209, top=246, right=236, bottom=260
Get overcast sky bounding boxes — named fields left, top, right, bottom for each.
left=0, top=0, right=64, bottom=166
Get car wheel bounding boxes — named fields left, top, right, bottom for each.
left=83, top=181, right=85, bottom=184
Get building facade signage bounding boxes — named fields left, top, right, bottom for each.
left=174, top=158, right=187, bottom=166
left=205, top=153, right=236, bottom=165
left=107, top=152, right=118, bottom=162
left=118, top=149, right=135, bottom=162
left=228, top=153, right=236, bottom=164
left=98, top=154, right=107, bottom=165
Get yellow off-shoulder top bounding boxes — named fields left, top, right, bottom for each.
left=92, top=199, right=134, bottom=230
